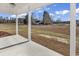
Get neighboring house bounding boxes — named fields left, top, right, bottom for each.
left=18, top=11, right=52, bottom=25
left=31, top=11, right=52, bottom=25
left=42, top=11, right=52, bottom=25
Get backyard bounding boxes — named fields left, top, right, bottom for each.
left=0, top=24, right=16, bottom=37
left=0, top=23, right=79, bottom=55
left=19, top=24, right=79, bottom=55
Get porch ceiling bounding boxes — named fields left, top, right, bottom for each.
left=0, top=3, right=51, bottom=15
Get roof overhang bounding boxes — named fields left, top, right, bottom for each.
left=0, top=3, right=51, bottom=15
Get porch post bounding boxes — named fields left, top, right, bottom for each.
left=16, top=14, right=18, bottom=36
left=28, top=6, right=32, bottom=41
left=70, top=3, right=76, bottom=56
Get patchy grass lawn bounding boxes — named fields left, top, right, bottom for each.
left=18, top=24, right=28, bottom=38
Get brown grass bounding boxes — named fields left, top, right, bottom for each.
left=0, top=24, right=16, bottom=37
left=1, top=24, right=79, bottom=55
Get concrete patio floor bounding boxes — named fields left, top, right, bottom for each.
left=0, top=35, right=28, bottom=49
left=0, top=35, right=63, bottom=56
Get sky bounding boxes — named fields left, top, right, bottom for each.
left=0, top=3, right=79, bottom=21
left=0, top=13, right=12, bottom=18
left=32, top=3, right=70, bottom=21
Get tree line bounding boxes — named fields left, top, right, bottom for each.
left=0, top=16, right=16, bottom=23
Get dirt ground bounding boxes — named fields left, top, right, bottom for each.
left=0, top=24, right=16, bottom=38
left=31, top=25, right=69, bottom=55
left=0, top=31, right=12, bottom=38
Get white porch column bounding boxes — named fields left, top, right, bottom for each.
left=28, top=7, right=32, bottom=41
left=16, top=14, right=18, bottom=36
left=70, top=3, right=76, bottom=56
